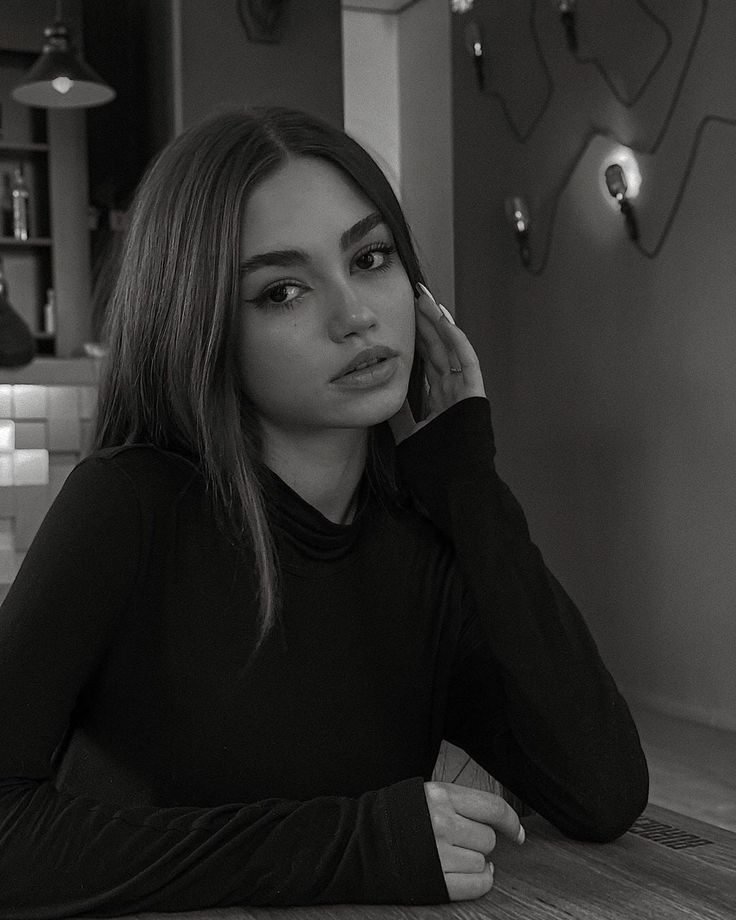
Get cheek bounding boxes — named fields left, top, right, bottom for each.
left=238, top=315, right=315, bottom=408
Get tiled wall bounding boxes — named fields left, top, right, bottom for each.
left=0, top=384, right=97, bottom=600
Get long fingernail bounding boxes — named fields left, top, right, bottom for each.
left=437, top=302, right=456, bottom=326
left=517, top=825, right=525, bottom=845
left=415, top=282, right=436, bottom=303
left=416, top=282, right=444, bottom=317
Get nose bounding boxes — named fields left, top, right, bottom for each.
left=326, top=281, right=378, bottom=342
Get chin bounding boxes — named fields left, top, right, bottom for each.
left=352, top=384, right=409, bottom=427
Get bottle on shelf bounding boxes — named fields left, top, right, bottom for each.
left=1, top=173, right=12, bottom=237
left=42, top=288, right=56, bottom=335
left=11, top=165, right=30, bottom=241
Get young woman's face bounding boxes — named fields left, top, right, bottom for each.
left=237, top=156, right=415, bottom=441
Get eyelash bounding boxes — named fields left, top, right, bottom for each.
left=246, top=242, right=397, bottom=311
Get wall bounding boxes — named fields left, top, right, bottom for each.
left=0, top=1, right=82, bottom=52
left=177, top=0, right=344, bottom=130
left=342, top=8, right=401, bottom=193
left=342, top=0, right=454, bottom=308
left=451, top=0, right=736, bottom=729
left=397, top=0, right=454, bottom=307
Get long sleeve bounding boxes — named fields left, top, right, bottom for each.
left=396, top=397, right=649, bottom=842
left=0, top=454, right=447, bottom=918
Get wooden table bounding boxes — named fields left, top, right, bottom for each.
left=82, top=805, right=736, bottom=920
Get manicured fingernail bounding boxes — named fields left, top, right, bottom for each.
left=416, top=283, right=444, bottom=317
left=517, top=825, right=525, bottom=845
left=415, top=282, right=435, bottom=303
left=437, top=302, right=456, bottom=326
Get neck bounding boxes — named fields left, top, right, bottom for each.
left=261, top=425, right=369, bottom=525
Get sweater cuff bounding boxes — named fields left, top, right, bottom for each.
left=378, top=776, right=449, bottom=905
left=396, top=397, right=495, bottom=492
left=395, top=398, right=495, bottom=535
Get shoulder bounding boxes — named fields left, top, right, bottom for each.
left=72, top=443, right=202, bottom=500
left=48, top=444, right=204, bottom=539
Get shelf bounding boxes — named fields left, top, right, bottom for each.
left=0, top=357, right=102, bottom=385
left=0, top=142, right=49, bottom=154
left=0, top=237, right=52, bottom=247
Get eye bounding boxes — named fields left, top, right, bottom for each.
left=246, top=281, right=306, bottom=310
left=353, top=242, right=395, bottom=273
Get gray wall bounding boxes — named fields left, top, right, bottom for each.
left=452, top=0, right=736, bottom=729
left=178, top=0, right=343, bottom=130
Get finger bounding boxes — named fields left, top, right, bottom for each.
left=445, top=864, right=494, bottom=902
left=416, top=283, right=456, bottom=327
left=415, top=292, right=466, bottom=375
left=450, top=815, right=497, bottom=856
left=416, top=313, right=464, bottom=385
left=430, top=310, right=479, bottom=367
left=430, top=319, right=486, bottom=393
left=437, top=843, right=488, bottom=874
left=447, top=786, right=523, bottom=845
left=416, top=307, right=453, bottom=374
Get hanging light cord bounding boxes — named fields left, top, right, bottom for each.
left=509, top=0, right=719, bottom=273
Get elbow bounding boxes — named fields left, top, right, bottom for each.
left=569, top=753, right=650, bottom=843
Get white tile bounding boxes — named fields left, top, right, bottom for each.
left=48, top=386, right=79, bottom=419
left=0, top=454, right=13, bottom=487
left=14, top=421, right=46, bottom=450
left=0, top=420, right=15, bottom=452
left=12, top=385, right=48, bottom=419
left=0, top=385, right=12, bottom=417
left=13, top=450, right=49, bottom=486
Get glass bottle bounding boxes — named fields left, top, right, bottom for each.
left=43, top=288, right=56, bottom=335
left=11, top=165, right=30, bottom=241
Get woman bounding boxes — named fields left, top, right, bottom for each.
left=0, top=107, right=648, bottom=917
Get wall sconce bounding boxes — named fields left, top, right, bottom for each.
left=505, top=196, right=531, bottom=266
left=451, top=0, right=475, bottom=11
left=11, top=1, right=115, bottom=109
left=555, top=0, right=578, bottom=53
left=464, top=21, right=485, bottom=90
left=604, top=164, right=639, bottom=241
left=237, top=0, right=290, bottom=43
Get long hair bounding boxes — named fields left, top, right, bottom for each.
left=91, top=106, right=428, bottom=654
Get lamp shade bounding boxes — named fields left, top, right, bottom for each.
left=11, top=22, right=115, bottom=109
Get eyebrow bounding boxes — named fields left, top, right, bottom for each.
left=239, top=211, right=386, bottom=276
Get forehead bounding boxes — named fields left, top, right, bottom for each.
left=241, top=156, right=376, bottom=255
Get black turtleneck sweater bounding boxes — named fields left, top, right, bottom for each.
left=0, top=398, right=648, bottom=918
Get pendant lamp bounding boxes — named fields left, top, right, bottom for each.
left=11, top=3, right=115, bottom=109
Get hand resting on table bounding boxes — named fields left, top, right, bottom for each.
left=424, top=781, right=525, bottom=901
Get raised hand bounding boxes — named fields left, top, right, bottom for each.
left=389, top=284, right=486, bottom=444
left=424, top=781, right=525, bottom=902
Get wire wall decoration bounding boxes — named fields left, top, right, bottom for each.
left=455, top=0, right=736, bottom=273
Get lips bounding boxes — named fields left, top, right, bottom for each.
left=332, top=345, right=400, bottom=381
